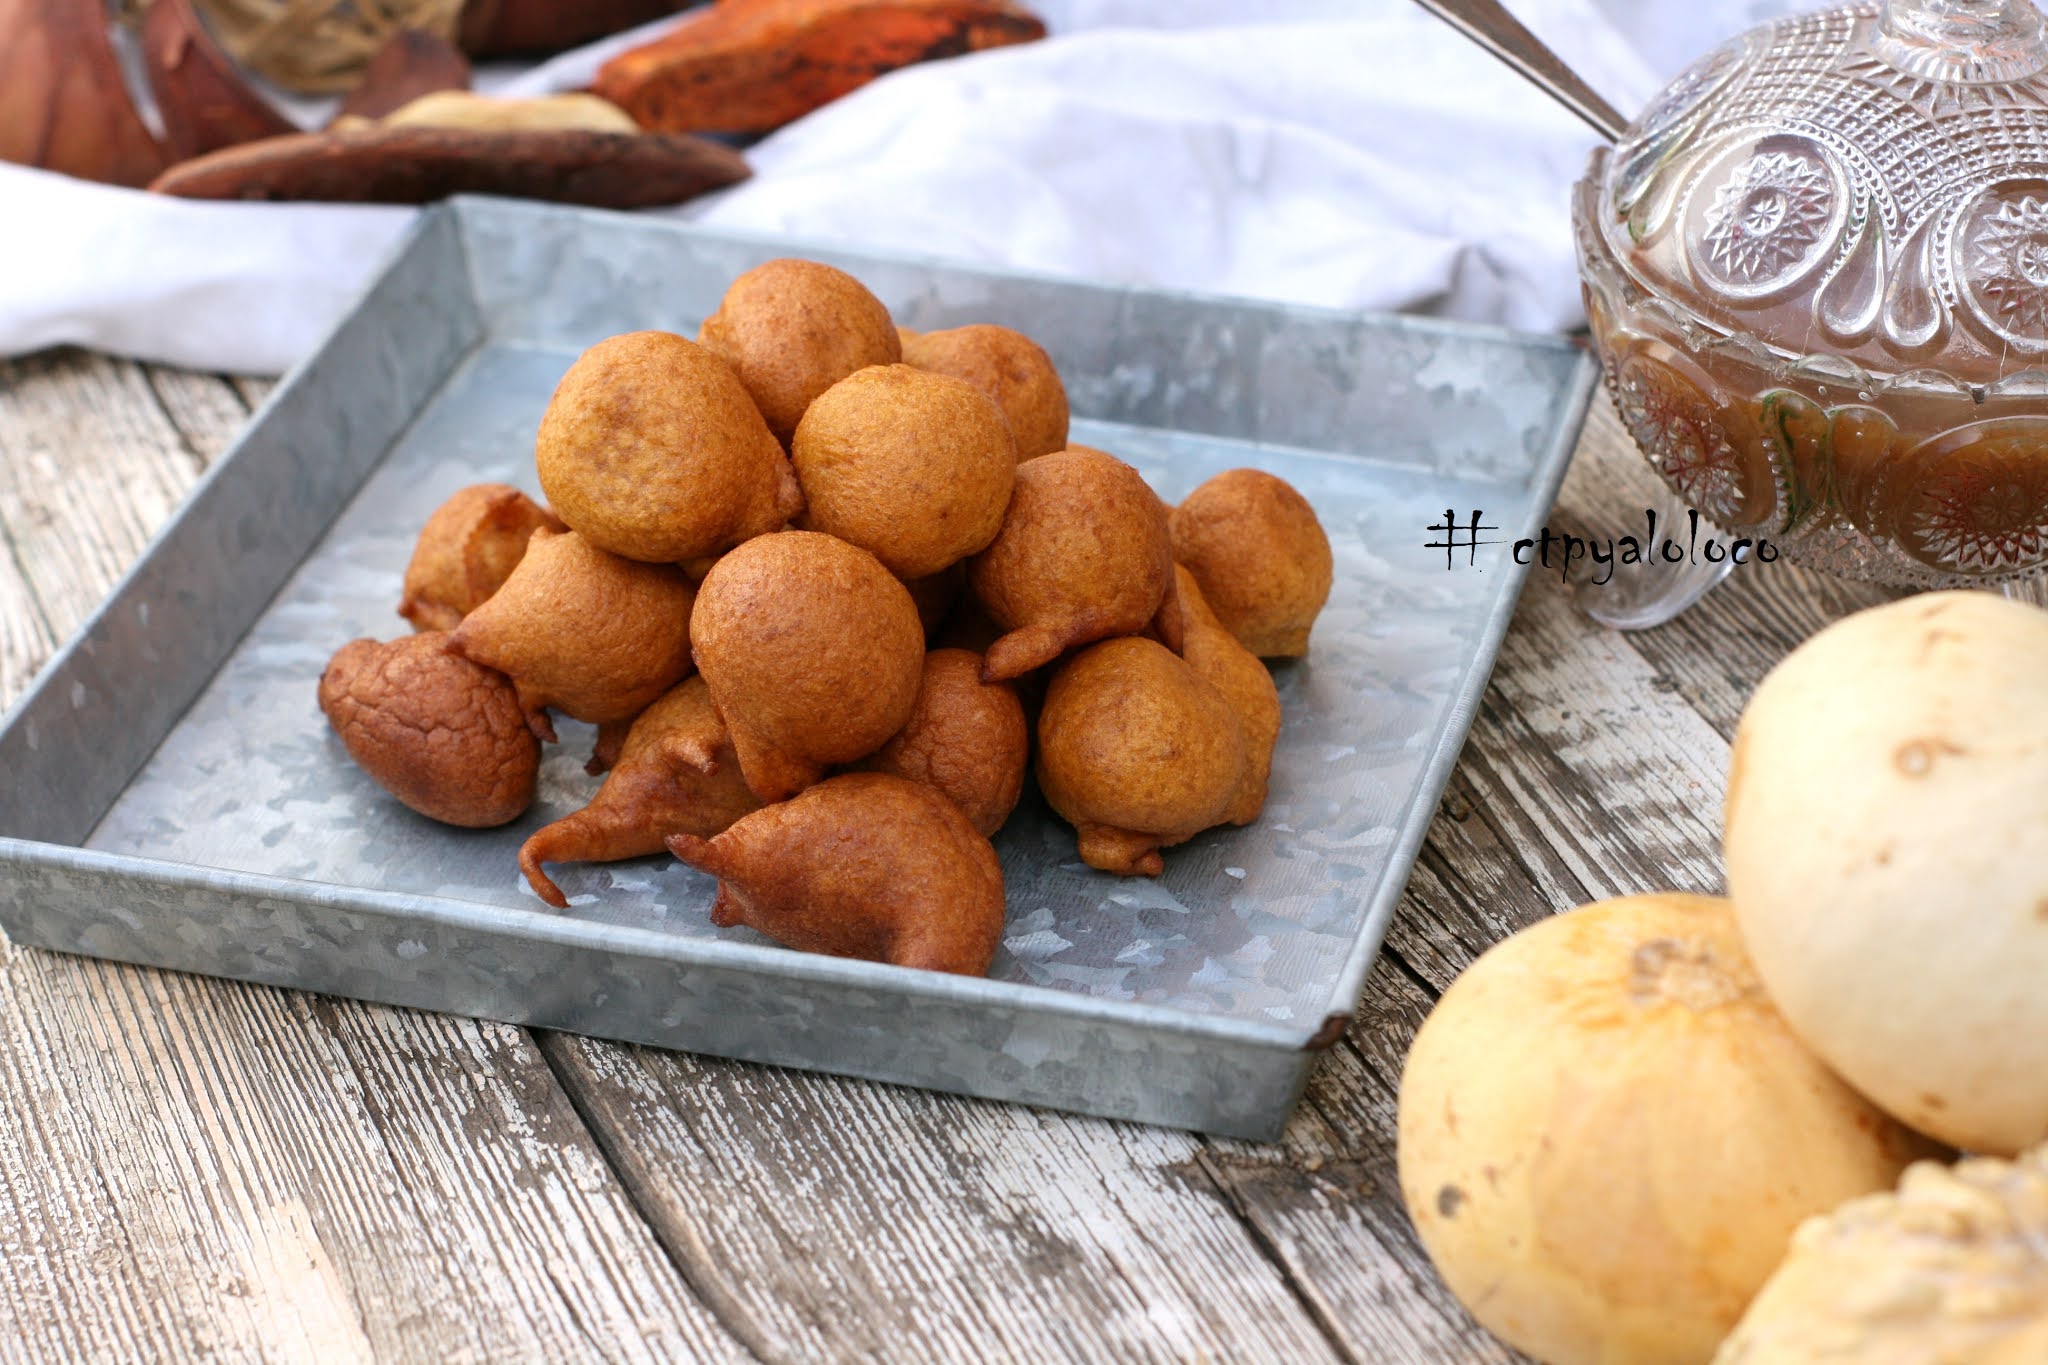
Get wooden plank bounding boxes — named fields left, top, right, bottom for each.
left=0, top=361, right=250, bottom=708
left=1177, top=794, right=1591, bottom=1362
left=0, top=525, right=57, bottom=710
left=232, top=376, right=279, bottom=413
left=142, top=366, right=255, bottom=468
left=1195, top=954, right=1523, bottom=1365
left=1379, top=764, right=1591, bottom=987
left=1418, top=406, right=1752, bottom=908
left=1549, top=399, right=1898, bottom=743
left=0, top=953, right=746, bottom=1364
left=0, top=351, right=206, bottom=633
left=1472, top=594, right=1732, bottom=899
left=540, top=1031, right=1357, bottom=1365
left=0, top=351, right=745, bottom=1363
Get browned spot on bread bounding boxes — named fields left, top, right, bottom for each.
left=1893, top=736, right=1964, bottom=777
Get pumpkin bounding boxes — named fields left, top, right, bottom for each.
left=1715, top=1143, right=2048, bottom=1363
left=1725, top=590, right=2048, bottom=1155
left=1398, top=893, right=1933, bottom=1365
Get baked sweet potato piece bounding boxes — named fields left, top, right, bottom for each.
left=460, top=0, right=694, bottom=58
left=148, top=123, right=748, bottom=207
left=0, top=0, right=168, bottom=187
left=594, top=0, right=1047, bottom=136
left=373, top=91, right=639, bottom=134
left=142, top=0, right=295, bottom=162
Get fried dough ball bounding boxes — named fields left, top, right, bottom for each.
left=690, top=531, right=924, bottom=802
left=855, top=648, right=1027, bottom=836
left=1173, top=565, right=1280, bottom=826
left=967, top=447, right=1180, bottom=682
left=697, top=258, right=901, bottom=444
left=791, top=364, right=1016, bottom=577
left=1169, top=468, right=1333, bottom=657
left=901, top=324, right=1069, bottom=461
left=1037, top=636, right=1245, bottom=876
left=1062, top=443, right=1173, bottom=519
left=397, top=483, right=562, bottom=632
left=667, top=772, right=1005, bottom=976
left=445, top=527, right=696, bottom=740
left=319, top=633, right=538, bottom=827
left=536, top=330, right=801, bottom=564
left=519, top=678, right=760, bottom=909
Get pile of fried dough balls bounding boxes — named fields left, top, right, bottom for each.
left=319, top=258, right=1333, bottom=977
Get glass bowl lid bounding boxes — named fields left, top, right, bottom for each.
left=1600, top=0, right=2048, bottom=390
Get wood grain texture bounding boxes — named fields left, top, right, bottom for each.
left=231, top=375, right=280, bottom=412
left=0, top=956, right=745, bottom=1364
left=0, top=526, right=56, bottom=710
left=1194, top=967, right=1523, bottom=1365
left=143, top=365, right=259, bottom=465
left=540, top=1030, right=1351, bottom=1364
left=1548, top=399, right=1901, bottom=744
left=0, top=352, right=205, bottom=633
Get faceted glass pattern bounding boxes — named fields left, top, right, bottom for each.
left=1576, top=0, right=2048, bottom=583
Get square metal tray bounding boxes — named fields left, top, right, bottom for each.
left=0, top=198, right=1594, bottom=1140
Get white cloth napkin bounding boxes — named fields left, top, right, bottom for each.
left=0, top=0, right=1821, bottom=375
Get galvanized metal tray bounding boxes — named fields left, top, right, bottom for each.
left=0, top=198, right=1594, bottom=1140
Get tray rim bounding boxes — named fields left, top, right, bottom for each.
left=456, top=194, right=1594, bottom=372
left=2, top=837, right=1319, bottom=1049
left=0, top=195, right=1597, bottom=1060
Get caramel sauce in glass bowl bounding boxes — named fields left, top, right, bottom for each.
left=1576, top=0, right=2048, bottom=584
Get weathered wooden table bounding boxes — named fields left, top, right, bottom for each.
left=0, top=347, right=1895, bottom=1362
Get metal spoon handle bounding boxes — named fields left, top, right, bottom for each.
left=1408, top=0, right=1630, bottom=142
